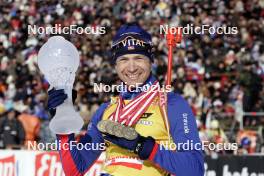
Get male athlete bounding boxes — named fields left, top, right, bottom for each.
left=47, top=23, right=204, bottom=176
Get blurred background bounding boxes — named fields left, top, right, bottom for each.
left=0, top=0, right=263, bottom=175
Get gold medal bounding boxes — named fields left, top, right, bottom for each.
left=97, top=120, right=109, bottom=133
left=98, top=120, right=138, bottom=140
left=112, top=123, right=124, bottom=138
left=122, top=126, right=138, bottom=140
left=105, top=120, right=116, bottom=135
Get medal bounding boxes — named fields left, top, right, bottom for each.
left=97, top=81, right=160, bottom=140
left=112, top=123, right=124, bottom=138
left=105, top=120, right=116, bottom=135
left=122, top=126, right=138, bottom=140
left=97, top=120, right=138, bottom=140
left=97, top=120, right=108, bottom=133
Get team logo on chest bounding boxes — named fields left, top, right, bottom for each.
left=141, top=113, right=153, bottom=119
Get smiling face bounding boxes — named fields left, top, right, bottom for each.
left=115, top=54, right=151, bottom=86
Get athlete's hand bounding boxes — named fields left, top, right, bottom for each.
left=104, top=133, right=157, bottom=160
left=47, top=88, right=77, bottom=117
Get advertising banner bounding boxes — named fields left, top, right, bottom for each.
left=1, top=150, right=264, bottom=176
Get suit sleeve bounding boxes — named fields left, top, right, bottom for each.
left=56, top=102, right=109, bottom=176
left=149, top=93, right=205, bottom=176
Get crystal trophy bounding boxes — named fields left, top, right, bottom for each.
left=37, top=36, right=83, bottom=134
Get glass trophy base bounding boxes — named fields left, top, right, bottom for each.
left=49, top=103, right=84, bottom=134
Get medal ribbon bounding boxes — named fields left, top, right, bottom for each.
left=111, top=89, right=151, bottom=122
left=124, top=89, right=159, bottom=126
left=109, top=81, right=159, bottom=126
left=158, top=89, right=171, bottom=144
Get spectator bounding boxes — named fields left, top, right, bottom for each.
left=0, top=108, right=25, bottom=149
left=18, top=108, right=40, bottom=147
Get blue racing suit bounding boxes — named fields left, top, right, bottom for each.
left=56, top=77, right=204, bottom=176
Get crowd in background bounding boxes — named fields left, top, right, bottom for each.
left=0, top=0, right=263, bottom=154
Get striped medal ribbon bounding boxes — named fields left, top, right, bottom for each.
left=109, top=81, right=159, bottom=126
